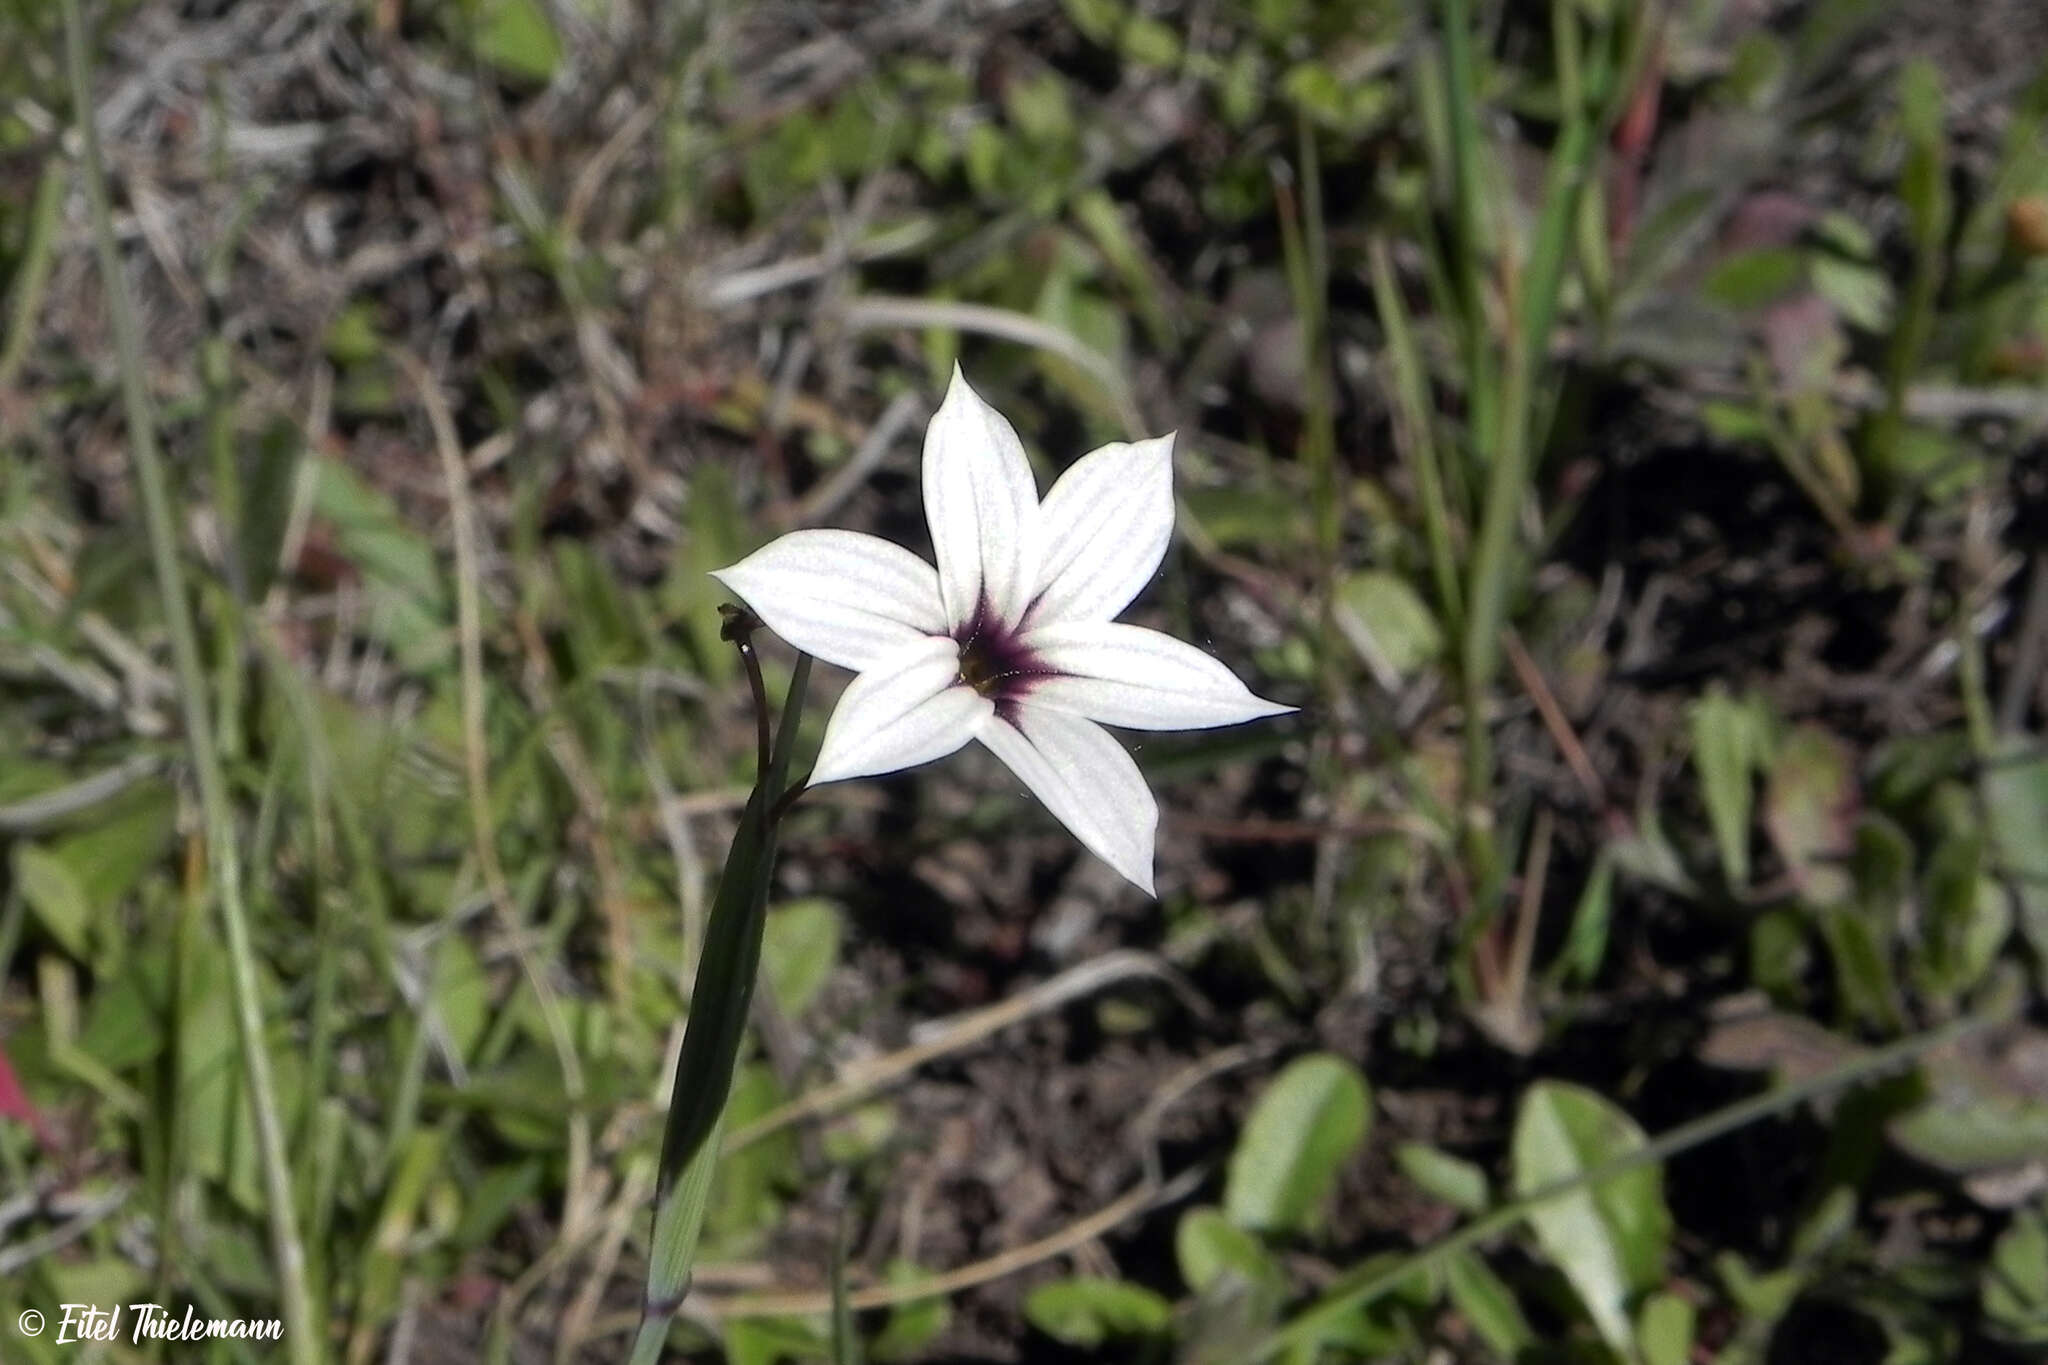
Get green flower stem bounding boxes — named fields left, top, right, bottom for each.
left=630, top=649, right=812, bottom=1365
left=58, top=1, right=318, bottom=1360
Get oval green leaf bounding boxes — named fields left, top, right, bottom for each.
left=1177, top=1205, right=1282, bottom=1295
left=1225, top=1053, right=1372, bottom=1235
left=1510, top=1080, right=1671, bottom=1353
left=1024, top=1277, right=1172, bottom=1348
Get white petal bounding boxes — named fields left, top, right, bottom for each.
left=978, top=707, right=1157, bottom=895
left=809, top=636, right=991, bottom=785
left=712, top=530, right=948, bottom=672
left=1021, top=621, right=1296, bottom=731
left=923, top=366, right=1041, bottom=631
left=1026, top=433, right=1176, bottom=626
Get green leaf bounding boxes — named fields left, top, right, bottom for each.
left=309, top=456, right=452, bottom=671
left=1690, top=684, right=1764, bottom=889
left=13, top=843, right=93, bottom=959
left=76, top=964, right=165, bottom=1072
left=1817, top=898, right=1901, bottom=1032
left=1553, top=846, right=1616, bottom=987
left=869, top=1262, right=951, bottom=1361
left=1700, top=399, right=1772, bottom=443
left=311, top=463, right=441, bottom=590
left=471, top=0, right=562, bottom=85
left=1394, top=1142, right=1489, bottom=1214
left=40, top=1255, right=147, bottom=1318
left=1184, top=486, right=1306, bottom=552
left=1003, top=72, right=1073, bottom=145
left=1983, top=1206, right=2048, bottom=1346
left=1764, top=725, right=1858, bottom=906
left=821, top=1101, right=897, bottom=1164
left=666, top=462, right=746, bottom=683
left=1919, top=828, right=2012, bottom=1000
left=429, top=934, right=491, bottom=1064
left=1897, top=60, right=1949, bottom=247
left=762, top=898, right=843, bottom=1019
left=1218, top=48, right=1266, bottom=127
left=1071, top=191, right=1175, bottom=349
left=1717, top=1248, right=1805, bottom=1325
left=1177, top=1206, right=1283, bottom=1295
left=1636, top=1290, right=1696, bottom=1365
left=726, top=1317, right=828, bottom=1365
left=1703, top=247, right=1804, bottom=310
left=1748, top=907, right=1813, bottom=1002
left=632, top=658, right=812, bottom=1365
left=1869, top=729, right=1971, bottom=808
left=708, top=1064, right=793, bottom=1247
left=1024, top=1277, right=1172, bottom=1348
left=1982, top=738, right=2048, bottom=987
left=1280, top=64, right=1394, bottom=135
left=237, top=417, right=303, bottom=601
left=451, top=1159, right=543, bottom=1250
left=1058, top=0, right=1122, bottom=44
left=552, top=539, right=645, bottom=671
left=1121, top=15, right=1182, bottom=67
left=56, top=787, right=173, bottom=921
left=1225, top=1053, right=1372, bottom=1235
left=1809, top=254, right=1894, bottom=332
left=1889, top=1090, right=2048, bottom=1174
left=1609, top=808, right=1699, bottom=898
left=1511, top=1081, right=1671, bottom=1354
left=1444, top=1251, right=1532, bottom=1356
left=324, top=301, right=385, bottom=365
left=1335, top=571, right=1444, bottom=681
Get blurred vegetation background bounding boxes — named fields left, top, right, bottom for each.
left=3, top=0, right=2048, bottom=1361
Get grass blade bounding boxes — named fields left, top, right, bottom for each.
left=1369, top=235, right=1464, bottom=634
left=58, top=0, right=319, bottom=1357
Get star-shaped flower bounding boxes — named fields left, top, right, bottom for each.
left=713, top=367, right=1293, bottom=894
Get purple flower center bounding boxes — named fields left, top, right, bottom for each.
left=953, top=598, right=1046, bottom=713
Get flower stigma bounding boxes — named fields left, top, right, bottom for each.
left=957, top=638, right=1001, bottom=696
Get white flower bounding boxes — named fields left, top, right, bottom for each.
left=712, top=367, right=1293, bottom=894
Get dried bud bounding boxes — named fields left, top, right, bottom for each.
left=2008, top=195, right=2048, bottom=258
left=717, top=602, right=761, bottom=644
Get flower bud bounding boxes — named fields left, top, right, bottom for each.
left=2008, top=195, right=2048, bottom=258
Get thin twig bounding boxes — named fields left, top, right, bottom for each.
left=1504, top=807, right=1552, bottom=1013
left=556, top=1156, right=656, bottom=1364
left=725, top=950, right=1204, bottom=1152
left=397, top=349, right=592, bottom=1245
left=837, top=295, right=1146, bottom=438
left=694, top=219, right=937, bottom=307
left=793, top=389, right=922, bottom=527
left=1996, top=555, right=2048, bottom=736
left=601, top=1165, right=1205, bottom=1327
left=0, top=1183, right=132, bottom=1277
left=1503, top=628, right=1607, bottom=809
left=1170, top=812, right=1441, bottom=845
left=0, top=753, right=165, bottom=833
